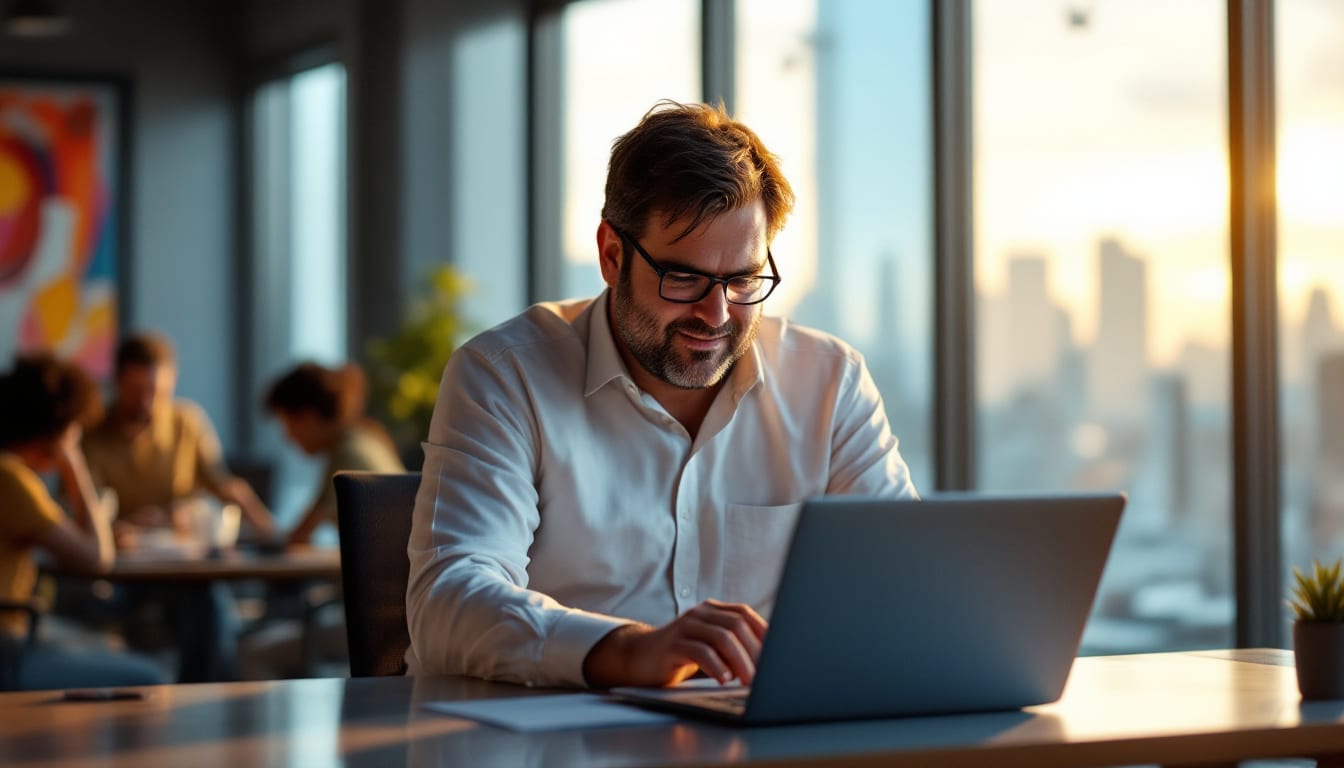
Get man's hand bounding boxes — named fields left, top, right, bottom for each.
left=53, top=424, right=86, bottom=478
left=582, top=600, right=768, bottom=689
left=217, top=476, right=276, bottom=537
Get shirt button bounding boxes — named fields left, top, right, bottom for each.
left=679, top=587, right=690, bottom=598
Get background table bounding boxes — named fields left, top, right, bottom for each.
left=44, top=547, right=341, bottom=584
left=3, top=650, right=1344, bottom=767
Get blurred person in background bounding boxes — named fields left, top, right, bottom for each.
left=80, top=333, right=264, bottom=683
left=265, top=361, right=405, bottom=546
left=239, top=361, right=404, bottom=679
left=83, top=333, right=273, bottom=541
left=0, top=354, right=165, bottom=690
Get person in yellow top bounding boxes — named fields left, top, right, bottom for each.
left=82, top=333, right=274, bottom=540
left=0, top=354, right=164, bottom=690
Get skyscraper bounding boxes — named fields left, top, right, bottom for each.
left=1089, top=237, right=1150, bottom=420
left=1151, top=373, right=1191, bottom=528
left=1313, top=351, right=1344, bottom=546
left=1320, top=351, right=1344, bottom=466
left=1302, top=286, right=1338, bottom=385
left=1004, top=252, right=1062, bottom=395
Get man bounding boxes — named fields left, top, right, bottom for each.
left=80, top=333, right=270, bottom=682
left=406, top=101, right=917, bottom=689
left=82, top=333, right=273, bottom=539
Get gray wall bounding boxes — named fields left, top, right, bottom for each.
left=402, top=0, right=530, bottom=331
left=0, top=0, right=241, bottom=445
left=3, top=0, right=536, bottom=454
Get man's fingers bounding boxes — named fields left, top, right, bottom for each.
left=688, top=602, right=766, bottom=659
left=672, top=637, right=742, bottom=685
left=702, top=599, right=769, bottom=640
left=678, top=618, right=757, bottom=684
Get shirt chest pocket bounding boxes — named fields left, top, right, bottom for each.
left=721, top=502, right=803, bottom=617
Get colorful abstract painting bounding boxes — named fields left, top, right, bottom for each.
left=0, top=76, right=123, bottom=379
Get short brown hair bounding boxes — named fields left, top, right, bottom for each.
left=265, top=362, right=367, bottom=425
left=0, top=354, right=103, bottom=450
left=601, top=101, right=795, bottom=244
left=115, top=333, right=175, bottom=374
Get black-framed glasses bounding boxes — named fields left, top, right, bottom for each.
left=610, top=224, right=781, bottom=305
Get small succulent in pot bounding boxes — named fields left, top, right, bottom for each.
left=1290, top=560, right=1344, bottom=623
left=1290, top=559, right=1344, bottom=700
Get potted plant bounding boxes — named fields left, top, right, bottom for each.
left=1289, top=559, right=1344, bottom=700
left=366, top=265, right=473, bottom=468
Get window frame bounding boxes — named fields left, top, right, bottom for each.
left=528, top=0, right=1287, bottom=649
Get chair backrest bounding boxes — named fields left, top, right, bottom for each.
left=333, top=471, right=420, bottom=677
left=0, top=600, right=41, bottom=691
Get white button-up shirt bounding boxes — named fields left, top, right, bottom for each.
left=405, top=292, right=917, bottom=687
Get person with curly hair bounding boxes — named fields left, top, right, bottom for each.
left=0, top=354, right=165, bottom=690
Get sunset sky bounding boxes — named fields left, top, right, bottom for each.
left=558, top=0, right=1341, bottom=372
left=976, top=0, right=1343, bottom=366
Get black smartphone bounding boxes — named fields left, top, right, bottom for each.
left=60, top=688, right=147, bottom=702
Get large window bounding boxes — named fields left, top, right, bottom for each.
left=973, top=1, right=1232, bottom=653
left=546, top=0, right=700, bottom=301
left=546, top=0, right=934, bottom=490
left=1278, top=0, right=1344, bottom=625
left=249, top=61, right=348, bottom=526
left=737, top=0, right=933, bottom=490
left=450, top=19, right=529, bottom=331
left=487, top=0, right=1337, bottom=652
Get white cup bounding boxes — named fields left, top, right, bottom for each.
left=216, top=503, right=241, bottom=549
left=181, top=497, right=216, bottom=549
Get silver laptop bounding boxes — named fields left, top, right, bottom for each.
left=611, top=492, right=1125, bottom=725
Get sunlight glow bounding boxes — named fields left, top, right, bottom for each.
left=1278, top=121, right=1344, bottom=226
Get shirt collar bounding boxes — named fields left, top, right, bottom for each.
left=728, top=329, right=765, bottom=403
left=583, top=289, right=764, bottom=402
left=584, top=290, right=630, bottom=398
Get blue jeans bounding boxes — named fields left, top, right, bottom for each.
left=16, top=645, right=166, bottom=691
left=122, top=582, right=239, bottom=683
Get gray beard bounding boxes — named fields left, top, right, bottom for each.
left=611, top=287, right=757, bottom=390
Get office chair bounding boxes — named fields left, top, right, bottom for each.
left=0, top=599, right=42, bottom=691
left=333, top=471, right=420, bottom=677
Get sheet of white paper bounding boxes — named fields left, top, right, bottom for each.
left=423, top=693, right=676, bottom=732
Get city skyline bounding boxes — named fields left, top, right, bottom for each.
left=979, top=233, right=1344, bottom=409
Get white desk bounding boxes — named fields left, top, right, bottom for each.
left=2, top=650, right=1342, bottom=767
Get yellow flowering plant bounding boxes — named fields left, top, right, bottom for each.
left=367, top=266, right=473, bottom=456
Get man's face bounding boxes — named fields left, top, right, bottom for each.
left=115, top=363, right=175, bottom=424
left=277, top=410, right=323, bottom=456
left=602, top=201, right=769, bottom=390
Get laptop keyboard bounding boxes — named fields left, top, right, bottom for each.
left=693, top=690, right=749, bottom=714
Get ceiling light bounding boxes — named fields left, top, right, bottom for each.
left=4, top=0, right=72, bottom=38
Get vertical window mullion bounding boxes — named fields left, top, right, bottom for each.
left=528, top=6, right=566, bottom=304
left=932, top=0, right=975, bottom=491
left=702, top=0, right=735, bottom=109
left=1228, top=0, right=1283, bottom=648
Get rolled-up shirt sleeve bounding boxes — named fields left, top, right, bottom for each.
left=405, top=345, right=628, bottom=687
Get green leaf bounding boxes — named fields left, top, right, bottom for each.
left=1289, top=558, right=1344, bottom=622
left=365, top=265, right=475, bottom=454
